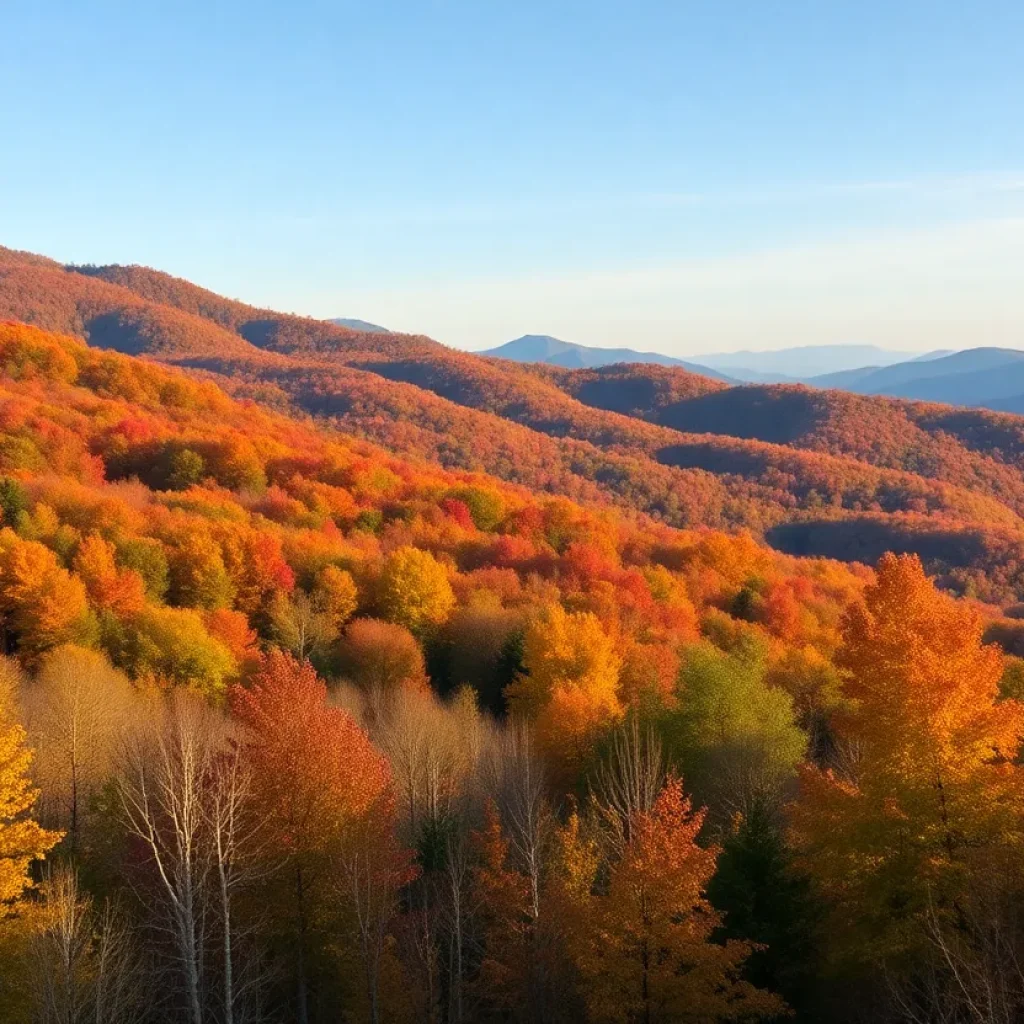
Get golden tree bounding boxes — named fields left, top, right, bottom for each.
left=377, top=546, right=455, bottom=635
left=0, top=659, right=61, bottom=910
left=790, top=553, right=1024, bottom=962
left=508, top=603, right=622, bottom=775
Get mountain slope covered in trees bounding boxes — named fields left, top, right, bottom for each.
left=3, top=320, right=1024, bottom=1022
left=5, top=246, right=1024, bottom=601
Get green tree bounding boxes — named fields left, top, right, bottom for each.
left=166, top=448, right=206, bottom=490
left=665, top=638, right=805, bottom=820
left=114, top=606, right=236, bottom=696
left=0, top=478, right=28, bottom=531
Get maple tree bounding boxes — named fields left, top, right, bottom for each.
left=556, top=776, right=785, bottom=1023
left=791, top=553, right=1024, bottom=968
left=230, top=651, right=395, bottom=1021
left=72, top=532, right=147, bottom=617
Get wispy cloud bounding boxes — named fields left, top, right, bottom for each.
left=316, top=215, right=1024, bottom=353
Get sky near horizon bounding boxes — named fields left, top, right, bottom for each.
left=2, top=1, right=1023, bottom=355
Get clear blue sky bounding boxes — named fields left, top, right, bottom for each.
left=3, top=1, right=1023, bottom=353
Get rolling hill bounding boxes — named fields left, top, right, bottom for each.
left=5, top=245, right=1024, bottom=601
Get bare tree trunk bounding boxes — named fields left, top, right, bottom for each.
left=485, top=723, right=554, bottom=1022
left=592, top=718, right=665, bottom=853
left=33, top=866, right=145, bottom=1024
left=92, top=897, right=145, bottom=1024
left=116, top=691, right=224, bottom=1024
left=207, top=736, right=266, bottom=1024
left=34, top=866, right=89, bottom=1024
left=445, top=829, right=469, bottom=1024
left=296, top=863, right=310, bottom=1024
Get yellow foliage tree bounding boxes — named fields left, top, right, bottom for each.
left=377, top=546, right=455, bottom=635
left=312, top=564, right=359, bottom=631
left=508, top=603, right=623, bottom=775
left=0, top=660, right=61, bottom=909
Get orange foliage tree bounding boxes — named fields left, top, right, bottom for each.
left=72, top=532, right=146, bottom=617
left=790, top=553, right=1024, bottom=963
left=556, top=776, right=784, bottom=1023
left=0, top=532, right=92, bottom=662
left=230, top=651, right=396, bottom=1019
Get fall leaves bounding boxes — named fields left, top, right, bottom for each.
left=792, top=553, right=1024, bottom=985
left=556, top=779, right=785, bottom=1024
left=0, top=666, right=60, bottom=907
left=6, top=318, right=1024, bottom=1022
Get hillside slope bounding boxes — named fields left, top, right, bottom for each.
left=5, top=247, right=1024, bottom=599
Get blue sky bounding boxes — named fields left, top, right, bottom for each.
left=2, top=1, right=1023, bottom=353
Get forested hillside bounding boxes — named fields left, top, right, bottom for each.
left=5, top=247, right=1024, bottom=602
left=2, top=320, right=1024, bottom=1023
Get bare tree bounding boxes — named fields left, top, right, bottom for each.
left=206, top=729, right=269, bottom=1024
left=376, top=686, right=484, bottom=837
left=442, top=821, right=472, bottom=1024
left=481, top=722, right=561, bottom=1023
left=484, top=722, right=551, bottom=923
left=888, top=870, right=1024, bottom=1024
left=23, top=645, right=136, bottom=851
left=32, top=864, right=145, bottom=1024
left=334, top=819, right=412, bottom=1024
left=115, top=691, right=222, bottom=1024
left=33, top=865, right=91, bottom=1024
left=591, top=717, right=666, bottom=853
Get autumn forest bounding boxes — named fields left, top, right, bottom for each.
left=2, top=251, right=1024, bottom=1024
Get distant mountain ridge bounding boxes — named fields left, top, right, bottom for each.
left=483, top=336, right=960, bottom=386
left=329, top=317, right=390, bottom=333
left=481, top=334, right=733, bottom=381
left=694, top=344, right=925, bottom=381
left=809, top=347, right=1024, bottom=413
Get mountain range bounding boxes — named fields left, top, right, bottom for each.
left=6, top=245, right=1024, bottom=603
left=481, top=334, right=732, bottom=380
left=810, top=347, right=1024, bottom=412
left=696, top=343, right=930, bottom=381
left=481, top=333, right=1024, bottom=411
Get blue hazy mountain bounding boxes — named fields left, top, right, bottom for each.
left=481, top=334, right=733, bottom=381
left=694, top=344, right=922, bottom=381
left=810, top=348, right=1024, bottom=413
left=329, top=317, right=390, bottom=333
